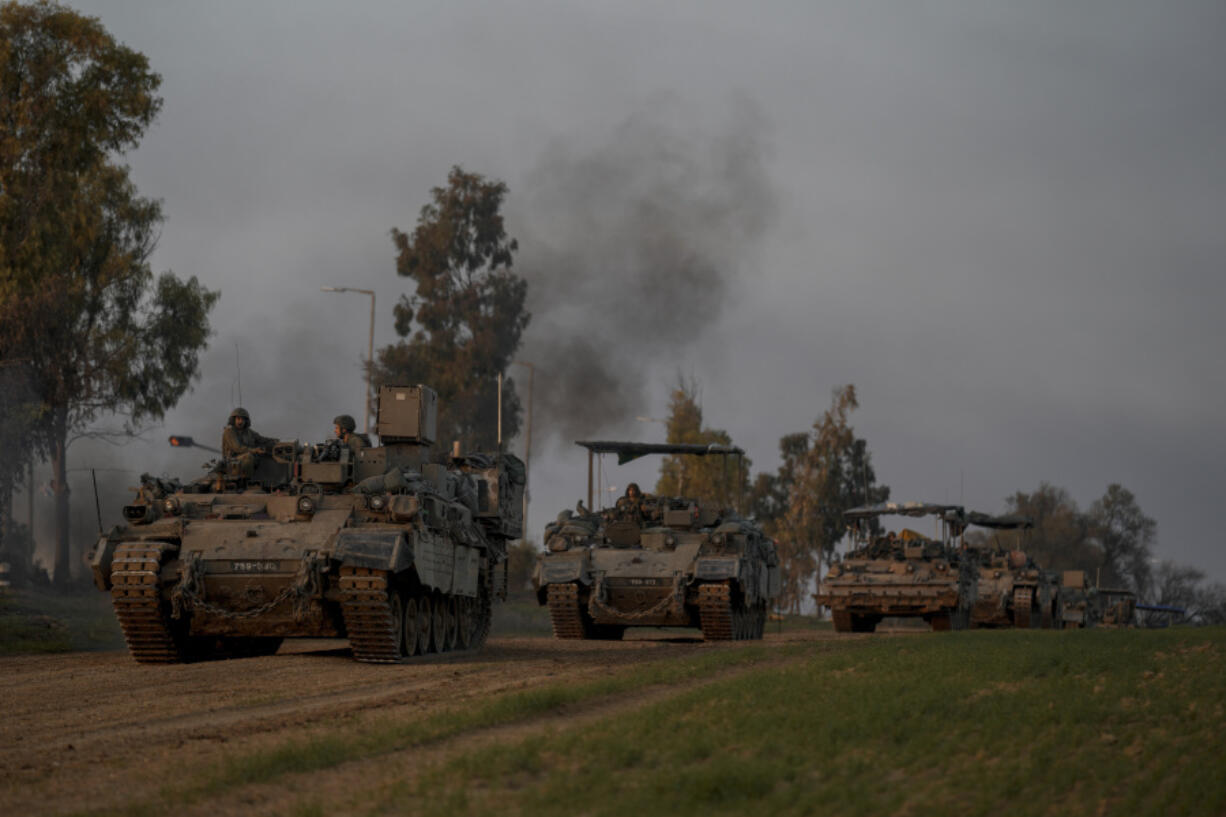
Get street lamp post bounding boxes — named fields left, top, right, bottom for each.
left=321, top=287, right=376, bottom=435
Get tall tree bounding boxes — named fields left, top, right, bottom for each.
left=0, top=363, right=39, bottom=580
left=1, top=2, right=218, bottom=586
left=748, top=432, right=812, bottom=614
left=787, top=385, right=889, bottom=612
left=1004, top=483, right=1094, bottom=572
left=654, top=378, right=749, bottom=509
left=374, top=166, right=529, bottom=453
left=1087, top=483, right=1156, bottom=594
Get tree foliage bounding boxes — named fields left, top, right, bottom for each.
left=654, top=378, right=748, bottom=509
left=748, top=432, right=814, bottom=614
left=1005, top=482, right=1157, bottom=595
left=751, top=385, right=888, bottom=614
left=789, top=385, right=889, bottom=570
left=374, top=166, right=529, bottom=453
left=0, top=2, right=218, bottom=586
left=1087, top=483, right=1155, bottom=594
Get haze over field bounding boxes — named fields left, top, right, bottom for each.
left=27, top=1, right=1226, bottom=583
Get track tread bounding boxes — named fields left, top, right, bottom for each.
left=111, top=543, right=183, bottom=664
left=699, top=583, right=735, bottom=641
left=547, top=583, right=588, bottom=639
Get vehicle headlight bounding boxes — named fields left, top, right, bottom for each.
left=297, top=495, right=316, bottom=514
left=368, top=494, right=387, bottom=511
left=711, top=533, right=725, bottom=545
left=162, top=497, right=180, bottom=515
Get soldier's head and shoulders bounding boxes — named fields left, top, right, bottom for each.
left=333, top=414, right=366, bottom=453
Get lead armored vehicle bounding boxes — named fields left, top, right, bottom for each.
left=965, top=512, right=1058, bottom=629
left=90, top=385, right=524, bottom=663
left=532, top=442, right=780, bottom=641
left=817, top=502, right=975, bottom=632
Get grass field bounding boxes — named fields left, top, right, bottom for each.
left=390, top=628, right=1226, bottom=817
left=0, top=587, right=124, bottom=654
left=66, top=626, right=1225, bottom=817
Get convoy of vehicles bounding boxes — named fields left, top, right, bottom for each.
left=90, top=381, right=1139, bottom=666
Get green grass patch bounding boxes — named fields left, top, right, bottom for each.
left=399, top=628, right=1226, bottom=817
left=0, top=587, right=123, bottom=654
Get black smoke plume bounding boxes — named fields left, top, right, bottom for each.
left=514, top=97, right=778, bottom=443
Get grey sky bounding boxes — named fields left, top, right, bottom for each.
left=38, top=0, right=1226, bottom=583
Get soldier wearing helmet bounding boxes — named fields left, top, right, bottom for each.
left=332, top=414, right=366, bottom=456
left=221, top=407, right=277, bottom=478
left=614, top=482, right=654, bottom=523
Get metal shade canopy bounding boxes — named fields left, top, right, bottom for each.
left=576, top=440, right=745, bottom=465
left=844, top=501, right=965, bottom=520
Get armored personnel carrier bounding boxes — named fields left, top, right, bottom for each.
left=816, top=502, right=975, bottom=632
left=965, top=513, right=1058, bottom=629
left=89, top=385, right=524, bottom=664
left=532, top=441, right=780, bottom=641
left=1055, top=571, right=1135, bottom=629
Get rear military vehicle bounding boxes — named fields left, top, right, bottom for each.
left=816, top=502, right=975, bottom=632
left=964, top=512, right=1059, bottom=629
left=1055, top=571, right=1135, bottom=629
left=89, top=385, right=525, bottom=663
left=532, top=442, right=780, bottom=641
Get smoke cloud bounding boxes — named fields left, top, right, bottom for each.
left=513, top=97, right=778, bottom=442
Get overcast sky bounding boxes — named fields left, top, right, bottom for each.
left=39, top=0, right=1226, bottom=583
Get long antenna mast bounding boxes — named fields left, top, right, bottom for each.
left=234, top=342, right=243, bottom=406
left=496, top=372, right=503, bottom=451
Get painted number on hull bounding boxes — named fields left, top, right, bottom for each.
left=231, top=561, right=279, bottom=573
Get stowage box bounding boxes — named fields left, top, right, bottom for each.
left=376, top=385, right=437, bottom=445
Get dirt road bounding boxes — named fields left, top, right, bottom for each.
left=0, top=631, right=834, bottom=816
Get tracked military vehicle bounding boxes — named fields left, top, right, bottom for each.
left=965, top=513, right=1058, bottom=629
left=1055, top=571, right=1135, bottom=629
left=89, top=385, right=524, bottom=664
left=817, top=502, right=975, bottom=632
left=532, top=442, right=780, bottom=641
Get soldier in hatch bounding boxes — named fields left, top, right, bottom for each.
left=221, top=407, right=277, bottom=478
left=613, top=482, right=661, bottom=524
left=333, top=414, right=366, bottom=456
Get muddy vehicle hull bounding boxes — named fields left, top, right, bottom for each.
left=536, top=505, right=779, bottom=641
left=92, top=386, right=524, bottom=664
left=971, top=570, right=1058, bottom=629
left=817, top=563, right=971, bottom=632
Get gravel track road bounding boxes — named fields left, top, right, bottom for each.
left=1, top=630, right=836, bottom=816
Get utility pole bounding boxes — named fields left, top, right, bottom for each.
left=321, top=286, right=376, bottom=435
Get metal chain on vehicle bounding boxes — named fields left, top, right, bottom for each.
left=586, top=573, right=684, bottom=622
left=170, top=551, right=322, bottom=622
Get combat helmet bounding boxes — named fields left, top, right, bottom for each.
left=228, top=407, right=251, bottom=426
left=333, top=414, right=357, bottom=434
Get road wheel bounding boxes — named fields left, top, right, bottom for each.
left=402, top=595, right=420, bottom=657
left=440, top=596, right=458, bottom=652
left=430, top=591, right=447, bottom=652
left=417, top=594, right=433, bottom=654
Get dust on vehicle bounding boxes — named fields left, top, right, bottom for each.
left=964, top=512, right=1059, bottom=629
left=89, top=385, right=524, bottom=663
left=816, top=502, right=975, bottom=632
left=532, top=441, right=780, bottom=641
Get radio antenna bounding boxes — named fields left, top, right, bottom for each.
left=496, top=372, right=503, bottom=451
left=234, top=342, right=243, bottom=406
